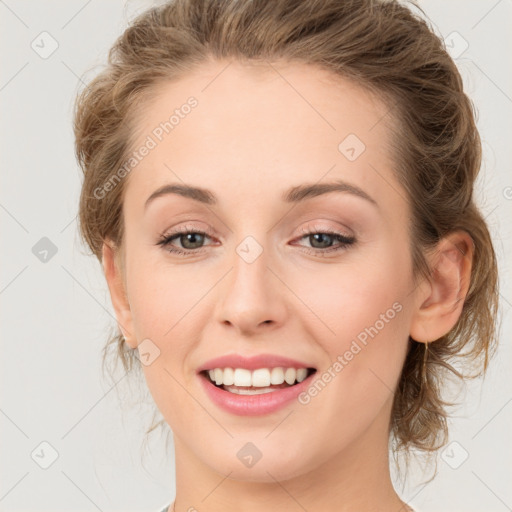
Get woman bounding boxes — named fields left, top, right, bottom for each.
left=73, top=0, right=499, bottom=510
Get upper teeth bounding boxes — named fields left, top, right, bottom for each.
left=207, top=367, right=309, bottom=387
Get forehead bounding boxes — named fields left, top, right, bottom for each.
left=123, top=59, right=401, bottom=212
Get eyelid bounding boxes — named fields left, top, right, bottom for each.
left=158, top=221, right=354, bottom=243
left=297, top=222, right=354, bottom=238
left=159, top=222, right=216, bottom=238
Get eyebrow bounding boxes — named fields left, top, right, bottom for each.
left=144, top=179, right=378, bottom=210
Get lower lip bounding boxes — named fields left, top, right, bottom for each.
left=198, top=372, right=315, bottom=416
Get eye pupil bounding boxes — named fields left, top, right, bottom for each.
left=182, top=233, right=204, bottom=249
left=310, top=233, right=333, bottom=249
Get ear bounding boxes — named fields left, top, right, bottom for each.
left=102, top=240, right=137, bottom=349
left=409, top=230, right=474, bottom=343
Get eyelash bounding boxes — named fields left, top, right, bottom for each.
left=156, top=224, right=356, bottom=257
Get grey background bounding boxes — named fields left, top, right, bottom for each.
left=1, top=1, right=511, bottom=511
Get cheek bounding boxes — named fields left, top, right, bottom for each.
left=125, top=249, right=206, bottom=342
left=293, top=244, right=412, bottom=415
left=290, top=243, right=411, bottom=349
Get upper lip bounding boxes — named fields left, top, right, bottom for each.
left=196, top=353, right=316, bottom=373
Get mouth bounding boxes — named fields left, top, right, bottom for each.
left=196, top=354, right=318, bottom=415
left=200, top=366, right=317, bottom=395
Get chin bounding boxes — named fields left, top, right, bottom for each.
left=202, top=445, right=316, bottom=484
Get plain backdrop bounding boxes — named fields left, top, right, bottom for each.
left=1, top=1, right=511, bottom=511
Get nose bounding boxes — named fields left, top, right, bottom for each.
left=215, top=239, right=288, bottom=336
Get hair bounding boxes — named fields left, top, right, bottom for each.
left=73, top=0, right=499, bottom=478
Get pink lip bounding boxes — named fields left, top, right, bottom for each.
left=196, top=353, right=315, bottom=373
left=198, top=370, right=316, bottom=416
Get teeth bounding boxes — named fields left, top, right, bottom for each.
left=233, top=368, right=252, bottom=386
left=252, top=368, right=271, bottom=387
left=296, top=368, right=308, bottom=382
left=270, top=367, right=285, bottom=385
left=284, top=368, right=296, bottom=385
left=226, top=386, right=276, bottom=395
left=223, top=367, right=234, bottom=386
left=205, top=367, right=311, bottom=387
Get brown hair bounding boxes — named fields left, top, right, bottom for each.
left=73, top=0, right=499, bottom=474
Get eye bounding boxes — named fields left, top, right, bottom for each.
left=156, top=224, right=216, bottom=256
left=292, top=225, right=356, bottom=256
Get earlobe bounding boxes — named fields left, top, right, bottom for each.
left=409, top=231, right=473, bottom=343
left=101, top=241, right=137, bottom=349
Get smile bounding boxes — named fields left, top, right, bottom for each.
left=203, top=367, right=314, bottom=394
left=197, top=354, right=317, bottom=415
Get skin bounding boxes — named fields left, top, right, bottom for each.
left=101, top=59, right=473, bottom=512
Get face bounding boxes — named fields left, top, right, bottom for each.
left=107, top=59, right=423, bottom=482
